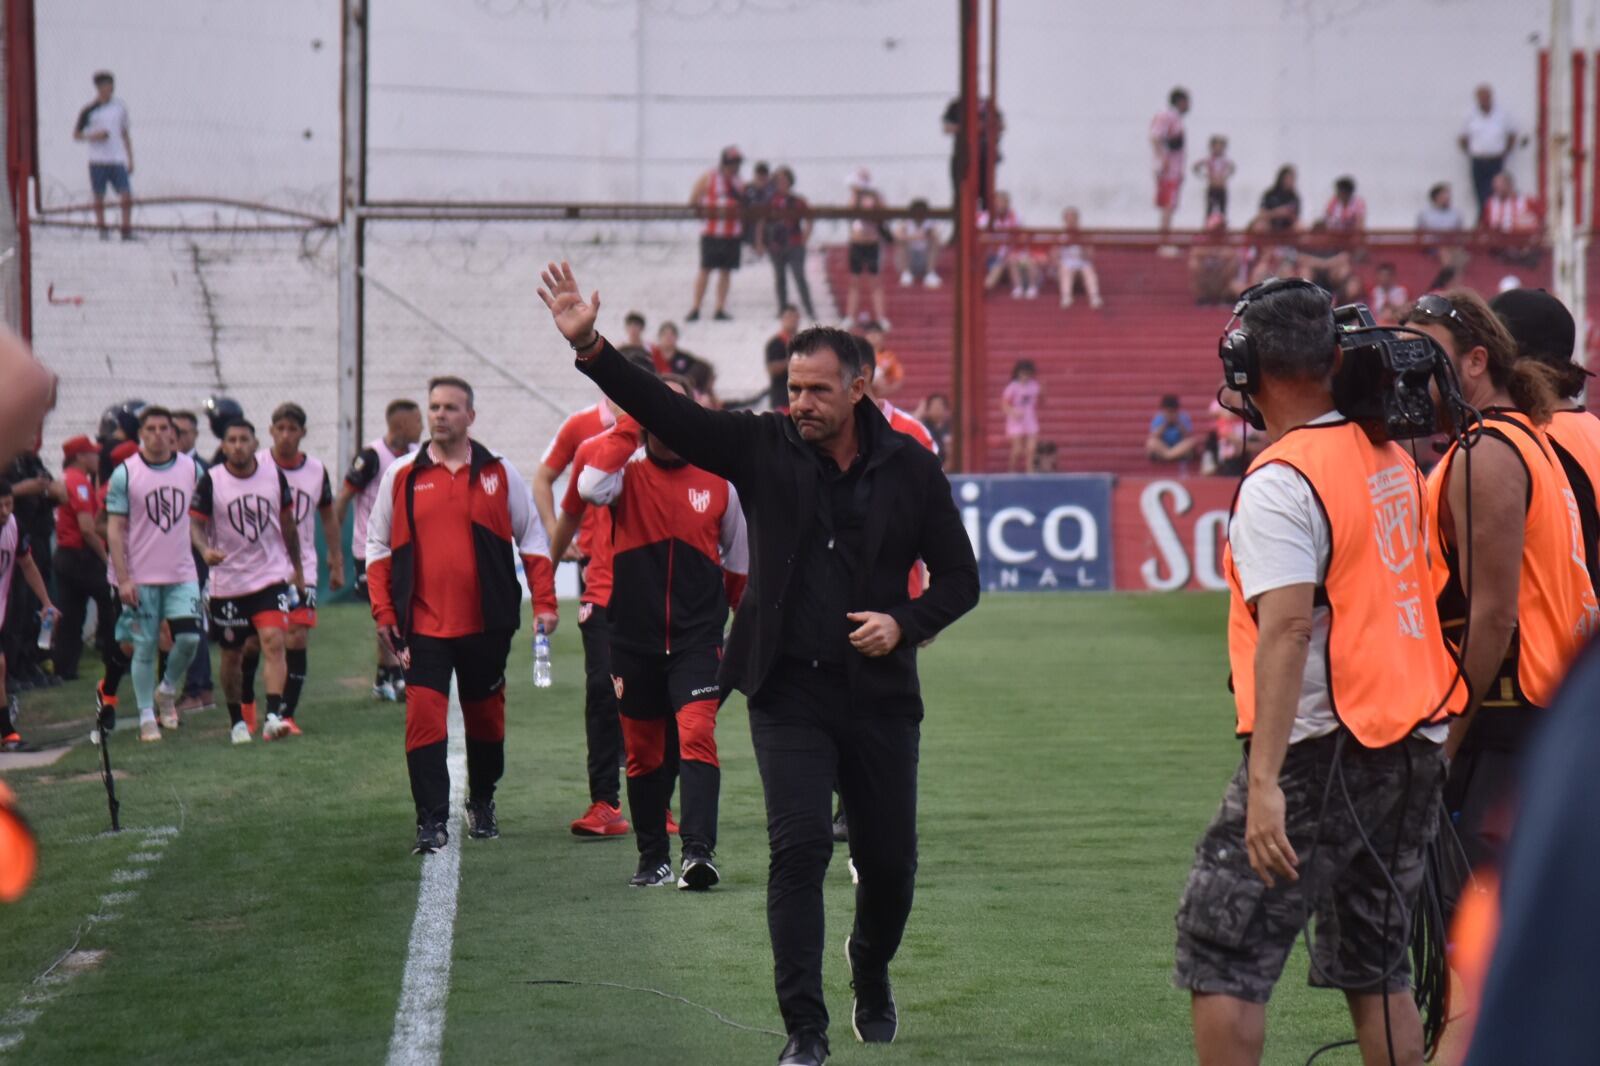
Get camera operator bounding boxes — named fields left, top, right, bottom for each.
left=1404, top=290, right=1599, bottom=873
left=1175, top=279, right=1462, bottom=1066
left=1490, top=287, right=1600, bottom=596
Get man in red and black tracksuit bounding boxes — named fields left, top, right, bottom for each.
left=366, top=376, right=558, bottom=854
left=576, top=379, right=748, bottom=889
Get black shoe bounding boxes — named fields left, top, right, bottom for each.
left=628, top=858, right=674, bottom=887
left=845, top=935, right=898, bottom=1044
left=677, top=846, right=720, bottom=891
left=777, top=1028, right=829, bottom=1065
left=466, top=799, right=499, bottom=840
left=685, top=308, right=701, bottom=322
left=412, top=819, right=449, bottom=855
left=832, top=807, right=848, bottom=843
left=713, top=309, right=733, bottom=321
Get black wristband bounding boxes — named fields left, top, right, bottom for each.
left=570, top=331, right=600, bottom=352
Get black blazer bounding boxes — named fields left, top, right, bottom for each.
left=578, top=341, right=980, bottom=717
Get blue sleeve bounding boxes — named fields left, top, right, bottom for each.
left=1149, top=414, right=1164, bottom=433
left=1180, top=413, right=1194, bottom=432
left=104, top=463, right=131, bottom=516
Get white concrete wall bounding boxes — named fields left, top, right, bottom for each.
left=33, top=0, right=1555, bottom=229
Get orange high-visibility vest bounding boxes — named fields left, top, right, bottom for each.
left=1224, top=420, right=1465, bottom=748
left=1426, top=410, right=1600, bottom=709
left=1547, top=407, right=1600, bottom=595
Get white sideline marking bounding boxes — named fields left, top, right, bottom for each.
left=385, top=692, right=467, bottom=1066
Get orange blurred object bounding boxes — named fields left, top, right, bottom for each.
left=0, top=780, right=39, bottom=902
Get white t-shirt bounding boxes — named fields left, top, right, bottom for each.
left=1463, top=105, right=1516, bottom=159
left=1229, top=413, right=1445, bottom=745
left=80, top=99, right=130, bottom=166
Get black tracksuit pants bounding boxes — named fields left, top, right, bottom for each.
left=51, top=547, right=114, bottom=680
left=579, top=603, right=622, bottom=806
left=747, top=657, right=920, bottom=1036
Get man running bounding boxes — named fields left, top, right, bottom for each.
left=574, top=379, right=749, bottom=888
left=105, top=407, right=205, bottom=743
left=190, top=419, right=303, bottom=745
left=367, top=376, right=558, bottom=854
left=90, top=440, right=138, bottom=743
left=0, top=480, right=60, bottom=751
left=336, top=398, right=421, bottom=700
left=268, top=403, right=343, bottom=722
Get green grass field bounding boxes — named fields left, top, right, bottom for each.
left=0, top=595, right=1367, bottom=1064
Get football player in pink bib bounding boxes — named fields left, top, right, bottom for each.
left=189, top=418, right=303, bottom=745
left=105, top=406, right=206, bottom=743
left=0, top=479, right=60, bottom=751
left=268, top=403, right=343, bottom=724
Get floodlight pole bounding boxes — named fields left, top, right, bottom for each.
left=1549, top=0, right=1580, bottom=345
left=337, top=0, right=368, bottom=477
left=953, top=0, right=983, bottom=471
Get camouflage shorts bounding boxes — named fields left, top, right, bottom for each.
left=1173, top=732, right=1445, bottom=1004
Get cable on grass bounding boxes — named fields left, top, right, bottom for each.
left=526, top=978, right=784, bottom=1038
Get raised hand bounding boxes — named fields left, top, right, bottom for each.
left=537, top=261, right=602, bottom=346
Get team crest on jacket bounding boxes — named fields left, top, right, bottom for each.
left=481, top=471, right=500, bottom=496
left=612, top=675, right=625, bottom=699
left=688, top=488, right=711, bottom=513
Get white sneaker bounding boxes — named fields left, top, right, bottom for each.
left=1025, top=286, right=1040, bottom=299
left=263, top=713, right=291, bottom=741
left=924, top=272, right=942, bottom=289
left=1010, top=286, right=1024, bottom=298
left=849, top=857, right=860, bottom=885
left=373, top=681, right=396, bottom=702
left=139, top=719, right=162, bottom=743
left=230, top=721, right=252, bottom=745
left=898, top=271, right=914, bottom=287
left=155, top=684, right=180, bottom=730
left=878, top=316, right=891, bottom=331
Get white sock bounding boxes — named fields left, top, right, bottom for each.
left=140, top=707, right=157, bottom=725
left=157, top=680, right=175, bottom=696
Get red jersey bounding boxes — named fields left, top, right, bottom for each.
left=56, top=466, right=97, bottom=551
left=541, top=402, right=615, bottom=558
left=367, top=441, right=556, bottom=639
left=559, top=432, right=617, bottom=608
left=577, top=419, right=748, bottom=655
left=880, top=401, right=936, bottom=454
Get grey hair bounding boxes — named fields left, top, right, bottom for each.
left=1242, top=285, right=1337, bottom=382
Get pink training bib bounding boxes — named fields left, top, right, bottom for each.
left=124, top=452, right=200, bottom=586
left=276, top=452, right=328, bottom=579
left=0, top=520, right=18, bottom=622
left=353, top=437, right=407, bottom=562
left=204, top=453, right=294, bottom=599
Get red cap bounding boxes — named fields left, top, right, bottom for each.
left=62, top=434, right=97, bottom=460
left=110, top=441, right=138, bottom=464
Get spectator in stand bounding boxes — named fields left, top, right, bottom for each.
left=1189, top=212, right=1244, bottom=305
left=759, top=166, right=817, bottom=321
left=915, top=393, right=953, bottom=464
left=1460, top=83, right=1525, bottom=217
left=1057, top=207, right=1103, bottom=310
left=981, top=191, right=1039, bottom=299
left=72, top=71, right=134, bottom=242
left=943, top=95, right=1004, bottom=213
left=1192, top=135, right=1235, bottom=224
left=844, top=169, right=892, bottom=329
left=743, top=160, right=773, bottom=255
left=687, top=146, right=744, bottom=323
left=616, top=311, right=660, bottom=372
left=655, top=322, right=718, bottom=406
left=1482, top=171, right=1543, bottom=268
left=1145, top=394, right=1200, bottom=465
left=863, top=322, right=904, bottom=399
left=1369, top=262, right=1409, bottom=322
left=1204, top=388, right=1266, bottom=476
left=766, top=305, right=800, bottom=410
left=895, top=198, right=941, bottom=288
left=1321, top=175, right=1366, bottom=234
left=1150, top=87, right=1190, bottom=255
left=1417, top=180, right=1470, bottom=287
left=1248, top=165, right=1301, bottom=235
left=1001, top=359, right=1042, bottom=472
left=1033, top=440, right=1059, bottom=473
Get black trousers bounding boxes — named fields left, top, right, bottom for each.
left=579, top=604, right=622, bottom=806
left=403, top=629, right=514, bottom=824
left=770, top=245, right=816, bottom=319
left=748, top=658, right=920, bottom=1036
left=4, top=537, right=48, bottom=672
left=1470, top=155, right=1504, bottom=218
left=51, top=547, right=114, bottom=680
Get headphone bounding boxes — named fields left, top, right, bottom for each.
left=1216, top=277, right=1332, bottom=431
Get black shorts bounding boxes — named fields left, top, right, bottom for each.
left=700, top=235, right=741, bottom=272
left=609, top=643, right=722, bottom=719
left=209, top=583, right=292, bottom=650
left=848, top=242, right=881, bottom=275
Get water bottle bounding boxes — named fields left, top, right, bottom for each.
left=36, top=610, right=55, bottom=652
left=533, top=623, right=553, bottom=689
left=286, top=584, right=301, bottom=611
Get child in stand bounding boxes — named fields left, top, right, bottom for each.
left=895, top=198, right=941, bottom=288
left=1058, top=208, right=1104, bottom=309
left=1192, top=135, right=1235, bottom=224
left=1001, top=360, right=1042, bottom=472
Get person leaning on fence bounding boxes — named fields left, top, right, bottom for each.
left=539, top=261, right=978, bottom=1066
left=1174, top=279, right=1464, bottom=1066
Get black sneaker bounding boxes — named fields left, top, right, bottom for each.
left=831, top=807, right=848, bottom=843
left=677, top=847, right=720, bottom=891
left=713, top=309, right=733, bottom=321
left=412, top=819, right=449, bottom=855
left=845, top=935, right=897, bottom=1044
left=628, top=858, right=673, bottom=887
left=466, top=799, right=499, bottom=840
left=777, top=1028, right=829, bottom=1065
left=685, top=308, right=701, bottom=322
